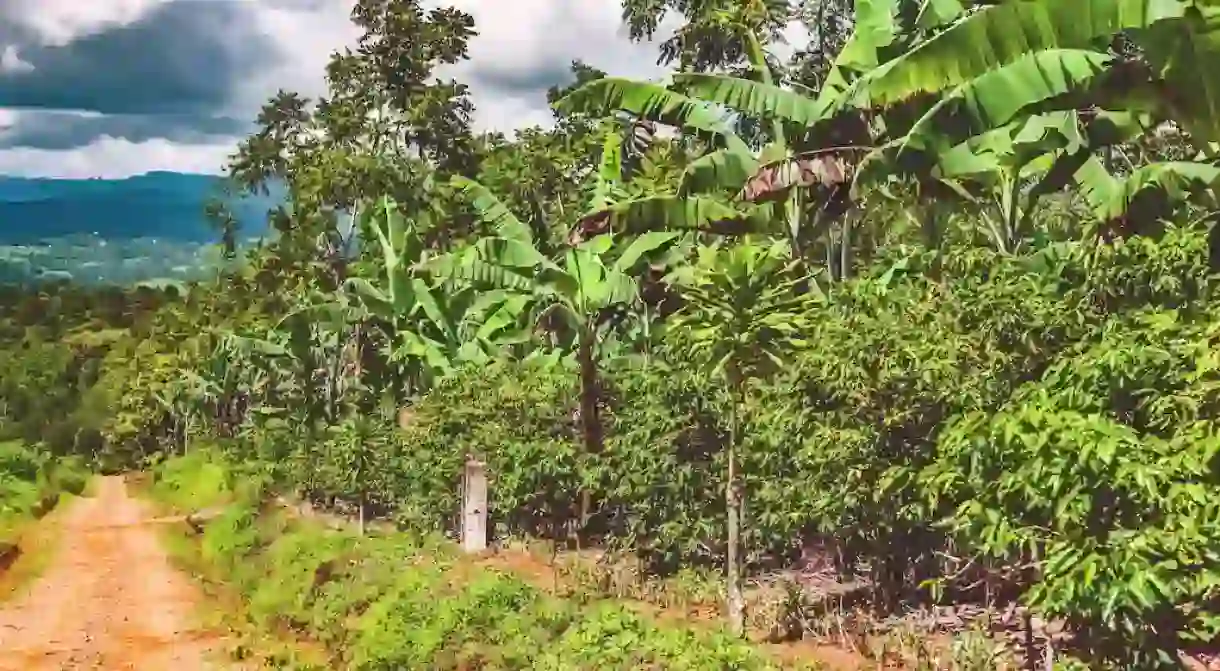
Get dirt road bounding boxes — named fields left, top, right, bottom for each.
left=0, top=476, right=228, bottom=670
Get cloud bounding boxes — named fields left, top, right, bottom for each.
left=0, top=0, right=169, bottom=47
left=0, top=109, right=249, bottom=150
left=0, top=135, right=234, bottom=178
left=443, top=0, right=675, bottom=130
left=0, top=1, right=275, bottom=115
left=0, top=0, right=684, bottom=178
left=0, top=46, right=32, bottom=73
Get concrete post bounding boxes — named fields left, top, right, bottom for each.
left=461, top=459, right=488, bottom=553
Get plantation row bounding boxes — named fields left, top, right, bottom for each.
left=147, top=452, right=814, bottom=670
left=5, top=0, right=1220, bottom=668
left=169, top=229, right=1213, bottom=669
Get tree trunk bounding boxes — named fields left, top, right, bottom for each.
left=839, top=215, right=853, bottom=280
left=576, top=332, right=602, bottom=536
left=726, top=400, right=745, bottom=637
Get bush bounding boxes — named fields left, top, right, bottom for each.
left=0, top=440, right=90, bottom=526
left=207, top=230, right=1220, bottom=666
left=151, top=454, right=803, bottom=670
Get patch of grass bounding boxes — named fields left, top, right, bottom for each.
left=0, top=444, right=92, bottom=601
left=148, top=452, right=824, bottom=670
left=0, top=506, right=60, bottom=602
left=136, top=452, right=330, bottom=670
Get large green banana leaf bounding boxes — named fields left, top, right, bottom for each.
left=553, top=78, right=746, bottom=152
left=450, top=176, right=533, bottom=242
left=589, top=132, right=624, bottom=212
left=893, top=50, right=1112, bottom=156
left=1136, top=4, right=1220, bottom=143
left=680, top=146, right=760, bottom=194
left=815, top=0, right=902, bottom=109
left=579, top=195, right=762, bottom=235
left=673, top=74, right=832, bottom=127
left=1090, top=161, right=1220, bottom=221
left=838, top=0, right=1189, bottom=111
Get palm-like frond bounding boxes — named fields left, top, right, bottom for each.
left=450, top=176, right=533, bottom=242
left=840, top=0, right=1188, bottom=112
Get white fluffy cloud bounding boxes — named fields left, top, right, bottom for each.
left=0, top=135, right=234, bottom=178
left=0, top=0, right=168, bottom=46
left=0, top=0, right=680, bottom=178
left=0, top=45, right=32, bottom=73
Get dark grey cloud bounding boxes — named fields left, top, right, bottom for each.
left=0, top=0, right=678, bottom=176
left=0, top=110, right=249, bottom=150
left=470, top=58, right=577, bottom=97
left=0, top=1, right=276, bottom=115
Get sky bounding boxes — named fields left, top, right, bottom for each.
left=0, top=0, right=696, bottom=179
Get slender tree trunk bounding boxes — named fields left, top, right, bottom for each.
left=921, top=204, right=945, bottom=282
left=726, top=398, right=745, bottom=637
left=839, top=215, right=853, bottom=280
left=358, top=490, right=366, bottom=537
left=576, top=330, right=602, bottom=539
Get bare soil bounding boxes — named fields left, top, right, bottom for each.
left=0, top=476, right=230, bottom=670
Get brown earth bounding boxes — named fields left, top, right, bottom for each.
left=0, top=476, right=230, bottom=670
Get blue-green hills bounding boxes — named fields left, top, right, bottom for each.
left=0, top=171, right=279, bottom=284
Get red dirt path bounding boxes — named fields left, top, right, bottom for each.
left=0, top=476, right=229, bottom=670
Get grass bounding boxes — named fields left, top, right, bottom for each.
left=0, top=444, right=92, bottom=602
left=143, top=452, right=828, bottom=670
left=0, top=503, right=65, bottom=602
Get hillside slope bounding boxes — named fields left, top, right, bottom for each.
left=0, top=172, right=277, bottom=244
left=0, top=172, right=280, bottom=284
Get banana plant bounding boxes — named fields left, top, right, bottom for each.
left=843, top=0, right=1220, bottom=238
left=551, top=1, right=906, bottom=274
left=579, top=126, right=761, bottom=240
left=572, top=0, right=1220, bottom=260
left=871, top=111, right=1096, bottom=254
left=554, top=64, right=851, bottom=267
left=442, top=170, right=684, bottom=532
left=894, top=109, right=1220, bottom=248
left=344, top=196, right=532, bottom=394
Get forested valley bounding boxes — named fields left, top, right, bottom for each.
left=3, top=0, right=1220, bottom=669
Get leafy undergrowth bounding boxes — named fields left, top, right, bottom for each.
left=147, top=452, right=826, bottom=670
left=0, top=441, right=91, bottom=600
left=494, top=541, right=1004, bottom=670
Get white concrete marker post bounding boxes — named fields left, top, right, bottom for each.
left=462, top=459, right=488, bottom=553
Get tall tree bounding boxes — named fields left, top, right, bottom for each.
left=227, top=0, right=480, bottom=246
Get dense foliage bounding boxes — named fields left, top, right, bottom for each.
left=148, top=452, right=805, bottom=670
left=5, top=0, right=1220, bottom=668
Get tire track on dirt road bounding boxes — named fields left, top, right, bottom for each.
left=0, top=475, right=232, bottom=670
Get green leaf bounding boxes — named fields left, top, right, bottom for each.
left=584, top=195, right=760, bottom=235
left=591, top=132, right=624, bottom=211
left=1138, top=4, right=1220, bottom=143
left=675, top=74, right=834, bottom=128
left=680, top=146, right=760, bottom=195
left=450, top=176, right=534, bottom=243
left=841, top=0, right=1189, bottom=111
left=894, top=50, right=1112, bottom=157
left=1096, top=160, right=1220, bottom=220
left=613, top=232, right=681, bottom=272
left=553, top=77, right=741, bottom=142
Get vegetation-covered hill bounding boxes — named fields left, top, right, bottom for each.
left=4, top=0, right=1220, bottom=668
left=0, top=172, right=279, bottom=284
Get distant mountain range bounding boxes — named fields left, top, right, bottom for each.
left=0, top=172, right=283, bottom=285
left=0, top=171, right=282, bottom=285
left=0, top=171, right=279, bottom=244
